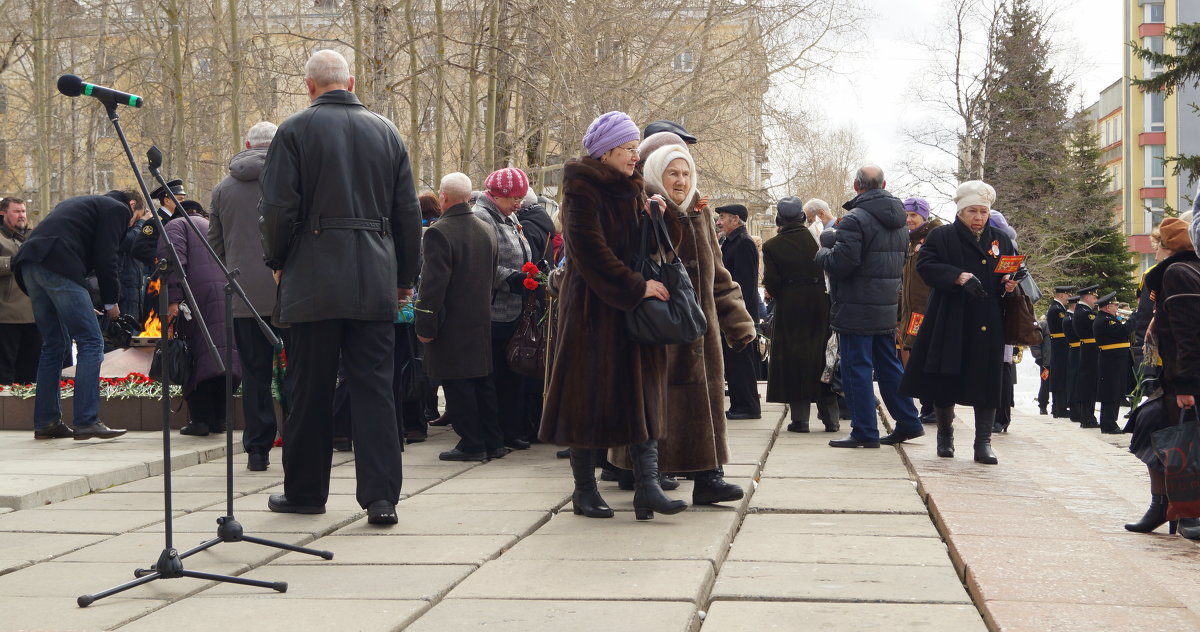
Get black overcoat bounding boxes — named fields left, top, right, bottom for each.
left=1094, top=310, right=1131, bottom=404
left=899, top=219, right=1016, bottom=408
left=763, top=221, right=829, bottom=403
left=1073, top=303, right=1099, bottom=403
left=721, top=226, right=762, bottom=320
left=413, top=203, right=499, bottom=380
left=1047, top=299, right=1071, bottom=395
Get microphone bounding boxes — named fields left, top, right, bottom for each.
left=57, top=74, right=144, bottom=108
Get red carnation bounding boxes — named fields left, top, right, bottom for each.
left=523, top=277, right=540, bottom=291
left=521, top=262, right=539, bottom=274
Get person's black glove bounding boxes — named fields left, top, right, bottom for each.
left=963, top=276, right=988, bottom=300
left=506, top=271, right=526, bottom=294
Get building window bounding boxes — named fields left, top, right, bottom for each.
left=1147, top=91, right=1165, bottom=132
left=1114, top=114, right=1122, bottom=142
left=1145, top=2, right=1165, bottom=24
left=1145, top=198, right=1165, bottom=232
left=1144, top=36, right=1164, bottom=77
left=1147, top=145, right=1166, bottom=187
left=672, top=50, right=695, bottom=72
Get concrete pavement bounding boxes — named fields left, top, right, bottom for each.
left=0, top=377, right=1193, bottom=631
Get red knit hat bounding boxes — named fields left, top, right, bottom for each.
left=484, top=167, right=529, bottom=199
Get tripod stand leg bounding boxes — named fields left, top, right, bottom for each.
left=77, top=571, right=162, bottom=607
left=181, top=569, right=286, bottom=593
left=176, top=537, right=221, bottom=560
left=241, top=534, right=335, bottom=560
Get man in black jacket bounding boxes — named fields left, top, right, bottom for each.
left=718, top=203, right=762, bottom=419
left=259, top=49, right=421, bottom=525
left=816, top=166, right=923, bottom=448
left=14, top=193, right=137, bottom=440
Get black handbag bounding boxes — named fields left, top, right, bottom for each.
left=506, top=292, right=546, bottom=378
left=149, top=336, right=192, bottom=386
left=625, top=201, right=706, bottom=345
left=398, top=325, right=431, bottom=402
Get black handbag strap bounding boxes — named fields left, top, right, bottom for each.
left=636, top=201, right=680, bottom=263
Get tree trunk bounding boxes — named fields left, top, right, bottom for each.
left=434, top=0, right=445, bottom=185
left=168, top=0, right=188, bottom=184
left=31, top=0, right=51, bottom=218
left=228, top=0, right=242, bottom=154
left=404, top=0, right=421, bottom=188
left=483, top=0, right=501, bottom=172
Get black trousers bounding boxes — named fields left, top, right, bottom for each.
left=723, top=337, right=760, bottom=414
left=442, top=375, right=502, bottom=454
left=491, top=320, right=529, bottom=443
left=234, top=318, right=287, bottom=455
left=0, top=323, right=40, bottom=384
left=185, top=376, right=226, bottom=427
left=1037, top=366, right=1051, bottom=408
left=283, top=319, right=402, bottom=509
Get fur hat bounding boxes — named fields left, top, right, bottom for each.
left=638, top=132, right=687, bottom=162
left=953, top=180, right=996, bottom=212
left=583, top=111, right=641, bottom=159
left=642, top=145, right=697, bottom=209
left=1160, top=217, right=1194, bottom=252
left=484, top=167, right=529, bottom=199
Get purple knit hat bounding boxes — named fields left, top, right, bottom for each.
left=583, top=111, right=641, bottom=159
left=903, top=197, right=930, bottom=220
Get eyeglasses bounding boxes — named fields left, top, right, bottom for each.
left=615, top=145, right=640, bottom=155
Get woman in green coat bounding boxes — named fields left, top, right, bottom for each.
left=763, top=197, right=838, bottom=432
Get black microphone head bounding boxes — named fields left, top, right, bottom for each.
left=57, top=74, right=83, bottom=97
left=146, top=146, right=162, bottom=169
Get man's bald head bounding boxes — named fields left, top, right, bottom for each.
left=304, top=49, right=354, bottom=99
left=854, top=165, right=885, bottom=192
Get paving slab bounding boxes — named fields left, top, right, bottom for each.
left=448, top=558, right=714, bottom=603
left=275, top=534, right=517, bottom=565
left=54, top=531, right=313, bottom=566
left=0, top=474, right=92, bottom=510
left=980, top=600, right=1200, bottom=632
left=398, top=491, right=569, bottom=511
left=702, top=601, right=987, bottom=631
left=139, top=508, right=363, bottom=534
left=199, top=563, right=474, bottom=601
left=735, top=513, right=941, bottom=538
left=258, top=476, right=441, bottom=497
left=117, top=597, right=428, bottom=632
left=728, top=533, right=952, bottom=567
left=0, top=531, right=109, bottom=563
left=0, top=509, right=169, bottom=534
left=506, top=511, right=738, bottom=563
left=333, top=509, right=550, bottom=537
left=711, top=561, right=973, bottom=603
left=407, top=599, right=699, bottom=632
left=749, top=478, right=926, bottom=514
left=39, top=491, right=224, bottom=513
left=101, top=474, right=275, bottom=495
left=0, top=558, right=30, bottom=574
left=423, top=476, right=577, bottom=494
left=760, top=449, right=912, bottom=479
left=0, top=560, right=248, bottom=600
left=0, top=595, right=168, bottom=632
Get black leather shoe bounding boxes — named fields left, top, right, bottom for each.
left=405, top=430, right=427, bottom=444
left=1079, top=421, right=1100, bottom=429
left=879, top=428, right=925, bottom=445
left=267, top=494, right=325, bottom=514
left=505, top=438, right=531, bottom=450
left=488, top=447, right=512, bottom=460
left=556, top=448, right=570, bottom=459
left=247, top=452, right=269, bottom=472
left=828, top=436, right=881, bottom=448
left=439, top=448, right=487, bottom=461
left=74, top=422, right=127, bottom=440
left=428, top=414, right=451, bottom=427
left=693, top=470, right=744, bottom=505
left=786, top=422, right=810, bottom=433
left=179, top=422, right=209, bottom=436
left=366, top=500, right=398, bottom=525
left=34, top=422, right=74, bottom=439
left=726, top=410, right=762, bottom=420
left=1178, top=517, right=1200, bottom=540
left=1039, top=407, right=1048, bottom=415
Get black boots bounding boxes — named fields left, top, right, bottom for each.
left=935, top=406, right=954, bottom=458
left=817, top=396, right=840, bottom=432
left=1125, top=494, right=1172, bottom=533
left=787, top=402, right=810, bottom=433
left=692, top=468, right=744, bottom=505
left=973, top=408, right=998, bottom=465
left=569, top=448, right=613, bottom=518
left=1179, top=517, right=1200, bottom=540
left=629, top=439, right=687, bottom=520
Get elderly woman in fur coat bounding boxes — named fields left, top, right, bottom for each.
left=609, top=140, right=756, bottom=506
left=899, top=181, right=1018, bottom=465
left=539, top=111, right=688, bottom=521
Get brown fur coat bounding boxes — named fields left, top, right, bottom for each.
left=538, top=158, right=682, bottom=448
left=613, top=196, right=756, bottom=471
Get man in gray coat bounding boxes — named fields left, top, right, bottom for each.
left=259, top=50, right=422, bottom=525
left=208, top=121, right=283, bottom=472
left=816, top=165, right=923, bottom=449
left=415, top=173, right=503, bottom=461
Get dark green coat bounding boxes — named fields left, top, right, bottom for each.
left=763, top=221, right=829, bottom=403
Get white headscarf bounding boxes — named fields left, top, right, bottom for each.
left=642, top=145, right=698, bottom=210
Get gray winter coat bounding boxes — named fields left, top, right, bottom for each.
left=258, top=90, right=422, bottom=323
left=208, top=147, right=276, bottom=318
left=815, top=188, right=907, bottom=336
left=413, top=202, right=498, bottom=379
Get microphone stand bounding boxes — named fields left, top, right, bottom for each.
left=77, top=97, right=327, bottom=608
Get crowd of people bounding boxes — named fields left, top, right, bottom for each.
left=3, top=49, right=1198, bottom=537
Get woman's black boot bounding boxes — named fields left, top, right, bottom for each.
left=692, top=468, right=744, bottom=505
left=1178, top=517, right=1200, bottom=540
left=973, top=408, right=998, bottom=464
left=630, top=440, right=687, bottom=520
left=1124, top=494, right=1171, bottom=533
left=935, top=406, right=954, bottom=458
left=569, top=448, right=613, bottom=518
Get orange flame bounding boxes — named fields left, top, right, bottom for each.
left=140, top=278, right=162, bottom=337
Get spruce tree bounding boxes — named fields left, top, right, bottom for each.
left=1132, top=23, right=1200, bottom=185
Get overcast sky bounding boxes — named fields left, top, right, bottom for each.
left=801, top=0, right=1124, bottom=204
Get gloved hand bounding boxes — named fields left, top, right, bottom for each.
left=819, top=227, right=837, bottom=248
left=506, top=271, right=526, bottom=294
left=963, top=276, right=988, bottom=300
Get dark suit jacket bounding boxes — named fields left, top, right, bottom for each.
left=721, top=225, right=761, bottom=322
left=14, top=194, right=130, bottom=305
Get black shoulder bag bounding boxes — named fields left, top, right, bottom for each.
left=625, top=201, right=706, bottom=345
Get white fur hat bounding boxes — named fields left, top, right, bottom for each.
left=954, top=180, right=997, bottom=212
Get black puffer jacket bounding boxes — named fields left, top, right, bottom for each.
left=815, top=188, right=907, bottom=335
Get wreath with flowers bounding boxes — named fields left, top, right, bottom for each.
left=1, top=373, right=183, bottom=399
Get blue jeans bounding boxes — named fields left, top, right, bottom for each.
left=838, top=333, right=921, bottom=442
left=22, top=263, right=103, bottom=429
